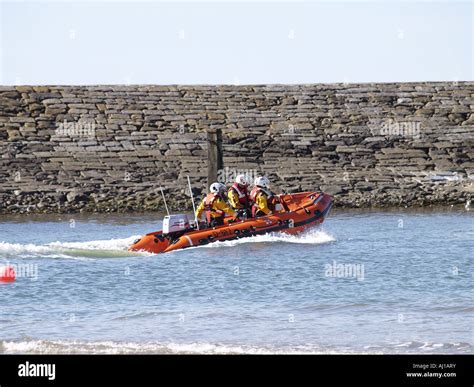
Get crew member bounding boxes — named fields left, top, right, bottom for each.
left=227, top=174, right=252, bottom=219
left=195, top=182, right=236, bottom=227
left=250, top=176, right=277, bottom=217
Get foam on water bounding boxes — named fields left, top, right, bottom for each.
left=0, top=339, right=278, bottom=355
left=0, top=339, right=367, bottom=354
left=203, top=228, right=336, bottom=248
left=0, top=235, right=145, bottom=259
left=0, top=242, right=53, bottom=256
left=0, top=339, right=470, bottom=355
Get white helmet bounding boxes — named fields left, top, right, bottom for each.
left=254, top=176, right=270, bottom=188
left=235, top=174, right=249, bottom=186
left=210, top=182, right=226, bottom=193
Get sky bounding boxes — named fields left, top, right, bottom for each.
left=0, top=0, right=473, bottom=85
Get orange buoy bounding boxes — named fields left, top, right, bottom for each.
left=0, top=265, right=16, bottom=283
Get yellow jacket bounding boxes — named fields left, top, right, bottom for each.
left=228, top=189, right=242, bottom=209
left=195, top=194, right=236, bottom=219
left=228, top=184, right=251, bottom=210
left=253, top=191, right=272, bottom=215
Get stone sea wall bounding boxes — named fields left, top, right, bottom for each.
left=0, top=82, right=473, bottom=214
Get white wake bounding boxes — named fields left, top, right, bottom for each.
left=0, top=235, right=144, bottom=259
left=203, top=228, right=335, bottom=248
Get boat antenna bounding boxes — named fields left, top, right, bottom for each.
left=160, top=186, right=170, bottom=216
left=187, top=175, right=200, bottom=230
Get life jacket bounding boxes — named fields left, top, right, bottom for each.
left=228, top=183, right=251, bottom=208
left=250, top=186, right=275, bottom=216
left=203, top=192, right=224, bottom=224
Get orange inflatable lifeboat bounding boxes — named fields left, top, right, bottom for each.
left=128, top=191, right=333, bottom=254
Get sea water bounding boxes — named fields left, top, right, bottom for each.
left=0, top=209, right=472, bottom=354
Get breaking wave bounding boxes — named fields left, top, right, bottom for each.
left=0, top=339, right=470, bottom=354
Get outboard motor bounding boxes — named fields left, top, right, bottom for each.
left=162, top=214, right=190, bottom=234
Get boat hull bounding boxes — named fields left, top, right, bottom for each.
left=129, top=192, right=333, bottom=254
